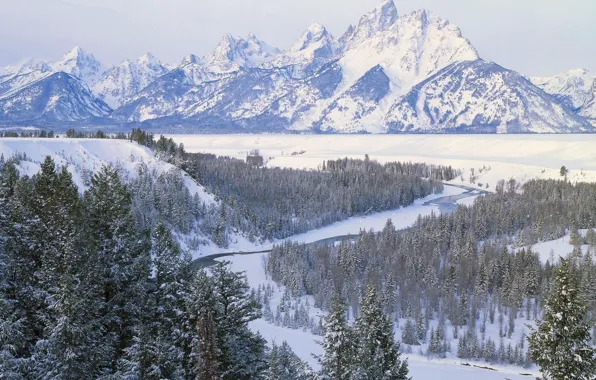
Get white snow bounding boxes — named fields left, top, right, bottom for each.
left=173, top=132, right=596, bottom=378
left=514, top=229, right=595, bottom=265
left=168, top=133, right=596, bottom=191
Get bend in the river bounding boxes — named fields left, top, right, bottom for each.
left=192, top=183, right=487, bottom=268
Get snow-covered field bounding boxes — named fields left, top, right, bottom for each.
left=168, top=133, right=596, bottom=190
left=514, top=229, right=595, bottom=265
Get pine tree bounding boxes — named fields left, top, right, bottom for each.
left=0, top=161, right=27, bottom=377
left=528, top=259, right=596, bottom=380
left=352, top=287, right=409, bottom=380
left=401, top=319, right=418, bottom=346
left=428, top=327, right=444, bottom=357
left=143, top=223, right=192, bottom=379
left=416, top=310, right=427, bottom=342
left=187, top=262, right=267, bottom=380
left=266, top=341, right=311, bottom=380
left=33, top=164, right=105, bottom=379
left=84, top=165, right=152, bottom=374
left=316, top=296, right=355, bottom=380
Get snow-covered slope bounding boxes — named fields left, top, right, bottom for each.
left=269, top=23, right=337, bottom=78
left=0, top=138, right=261, bottom=256
left=385, top=60, right=594, bottom=133
left=92, top=53, right=169, bottom=108
left=531, top=69, right=595, bottom=112
left=289, top=6, right=480, bottom=132
left=0, top=72, right=111, bottom=122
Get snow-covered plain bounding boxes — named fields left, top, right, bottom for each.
left=168, top=133, right=596, bottom=190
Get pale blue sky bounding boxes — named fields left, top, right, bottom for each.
left=1, top=0, right=594, bottom=76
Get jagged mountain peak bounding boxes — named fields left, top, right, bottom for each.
left=180, top=54, right=203, bottom=67
left=349, top=0, right=398, bottom=43
left=61, top=46, right=86, bottom=60
left=91, top=52, right=169, bottom=108
left=384, top=59, right=593, bottom=133
left=289, top=23, right=332, bottom=52
left=137, top=52, right=160, bottom=65
left=1, top=58, right=52, bottom=77
left=0, top=71, right=111, bottom=123
left=205, top=33, right=279, bottom=72
left=531, top=68, right=595, bottom=110
left=52, top=46, right=103, bottom=86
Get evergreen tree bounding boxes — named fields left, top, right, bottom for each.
left=143, top=223, right=192, bottom=379
left=401, top=319, right=418, bottom=346
left=316, top=296, right=356, bottom=380
left=528, top=259, right=596, bottom=380
left=84, top=165, right=152, bottom=374
left=266, top=341, right=311, bottom=380
left=33, top=164, right=105, bottom=379
left=187, top=261, right=267, bottom=380
left=352, top=287, right=409, bottom=380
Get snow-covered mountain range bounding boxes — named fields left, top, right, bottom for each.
left=1, top=0, right=594, bottom=133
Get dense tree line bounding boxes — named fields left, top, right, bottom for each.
left=266, top=178, right=596, bottom=367
left=181, top=153, right=451, bottom=241
left=127, top=163, right=235, bottom=249
left=124, top=129, right=458, bottom=242
left=0, top=130, right=56, bottom=138
left=324, top=155, right=459, bottom=182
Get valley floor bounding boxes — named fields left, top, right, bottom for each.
left=171, top=133, right=596, bottom=379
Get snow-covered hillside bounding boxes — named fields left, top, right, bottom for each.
left=2, top=0, right=594, bottom=132
left=0, top=138, right=259, bottom=256
left=0, top=72, right=112, bottom=122
left=531, top=69, right=595, bottom=116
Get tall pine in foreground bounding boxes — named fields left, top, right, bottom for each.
left=187, top=261, right=267, bottom=380
left=84, top=165, right=152, bottom=375
left=352, top=287, right=409, bottom=380
left=316, top=296, right=356, bottom=380
left=528, top=259, right=596, bottom=380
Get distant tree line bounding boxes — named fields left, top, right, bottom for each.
left=0, top=130, right=56, bottom=138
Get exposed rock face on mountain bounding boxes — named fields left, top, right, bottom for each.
left=1, top=0, right=594, bottom=132
left=51, top=46, right=104, bottom=86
